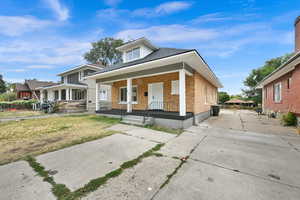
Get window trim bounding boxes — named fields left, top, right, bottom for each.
left=119, top=85, right=138, bottom=104
left=274, top=82, right=282, bottom=103
left=171, top=80, right=179, bottom=95
left=125, top=47, right=141, bottom=62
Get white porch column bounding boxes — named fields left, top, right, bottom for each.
left=69, top=89, right=73, bottom=100
left=66, top=88, right=70, bottom=101
left=58, top=89, right=62, bottom=101
left=262, top=87, right=265, bottom=113
left=40, top=90, right=44, bottom=103
left=96, top=82, right=99, bottom=111
left=127, top=78, right=132, bottom=113
left=179, top=69, right=186, bottom=116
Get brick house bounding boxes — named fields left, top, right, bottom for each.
left=15, top=80, right=55, bottom=100
left=88, top=38, right=222, bottom=129
left=258, top=16, right=300, bottom=125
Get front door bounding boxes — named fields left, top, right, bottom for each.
left=148, top=82, right=164, bottom=110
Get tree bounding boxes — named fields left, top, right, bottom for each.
left=243, top=53, right=294, bottom=104
left=0, top=74, right=6, bottom=94
left=84, top=37, right=124, bottom=66
left=218, top=91, right=230, bottom=104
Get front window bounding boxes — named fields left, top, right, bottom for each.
left=72, top=89, right=85, bottom=100
left=99, top=88, right=108, bottom=101
left=54, top=90, right=59, bottom=100
left=125, top=47, right=140, bottom=61
left=274, top=83, right=281, bottom=103
left=119, top=86, right=138, bottom=103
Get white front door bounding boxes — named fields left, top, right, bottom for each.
left=148, top=82, right=164, bottom=110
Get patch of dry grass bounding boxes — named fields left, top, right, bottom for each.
left=0, top=115, right=120, bottom=165
left=0, top=110, right=44, bottom=119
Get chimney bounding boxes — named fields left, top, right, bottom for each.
left=295, top=16, right=300, bottom=52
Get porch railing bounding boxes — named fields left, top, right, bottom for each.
left=143, top=101, right=176, bottom=123
left=98, top=101, right=127, bottom=119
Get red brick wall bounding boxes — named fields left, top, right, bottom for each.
left=264, top=64, right=300, bottom=115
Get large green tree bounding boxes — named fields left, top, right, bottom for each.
left=218, top=91, right=230, bottom=104
left=84, top=38, right=124, bottom=66
left=243, top=53, right=294, bottom=104
left=0, top=74, right=6, bottom=94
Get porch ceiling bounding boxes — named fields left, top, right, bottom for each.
left=38, top=83, right=88, bottom=90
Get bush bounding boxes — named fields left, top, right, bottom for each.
left=282, top=112, right=297, bottom=126
left=0, top=92, right=17, bottom=101
left=0, top=99, right=38, bottom=110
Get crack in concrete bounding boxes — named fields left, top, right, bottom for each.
left=279, top=136, right=300, bottom=152
left=150, top=135, right=208, bottom=200
left=190, top=158, right=300, bottom=190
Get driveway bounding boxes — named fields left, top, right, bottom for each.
left=1, top=110, right=300, bottom=200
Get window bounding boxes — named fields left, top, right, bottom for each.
left=125, top=47, right=140, bottom=61
left=99, top=88, right=108, bottom=101
left=119, top=86, right=138, bottom=103
left=274, top=83, right=281, bottom=103
left=287, top=78, right=292, bottom=89
left=72, top=89, right=85, bottom=100
left=171, top=80, right=179, bottom=95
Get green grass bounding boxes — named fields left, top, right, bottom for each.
left=144, top=125, right=183, bottom=135
left=0, top=114, right=120, bottom=165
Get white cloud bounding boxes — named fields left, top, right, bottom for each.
left=116, top=24, right=218, bottom=43
left=192, top=13, right=233, bottom=24
left=0, top=16, right=51, bottom=37
left=44, top=0, right=69, bottom=21
left=27, top=65, right=55, bottom=69
left=7, top=69, right=27, bottom=73
left=133, top=1, right=191, bottom=17
left=103, top=0, right=122, bottom=7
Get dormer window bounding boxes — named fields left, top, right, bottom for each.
left=126, top=47, right=140, bottom=61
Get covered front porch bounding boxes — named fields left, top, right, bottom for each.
left=95, top=64, right=193, bottom=118
left=39, top=84, right=88, bottom=103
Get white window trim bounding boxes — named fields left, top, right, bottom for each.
left=171, top=80, right=179, bottom=95
left=274, top=82, right=282, bottom=103
left=125, top=47, right=141, bottom=62
left=119, top=85, right=138, bottom=104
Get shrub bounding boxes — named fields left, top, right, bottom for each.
left=282, top=112, right=297, bottom=126
left=0, top=99, right=38, bottom=110
left=0, top=92, right=17, bottom=101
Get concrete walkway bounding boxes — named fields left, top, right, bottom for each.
left=1, top=110, right=300, bottom=200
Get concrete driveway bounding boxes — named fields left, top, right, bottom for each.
left=1, top=110, right=300, bottom=200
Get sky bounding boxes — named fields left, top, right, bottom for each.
left=0, top=0, right=299, bottom=94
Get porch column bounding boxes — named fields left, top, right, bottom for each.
left=179, top=69, right=186, bottom=116
left=40, top=90, right=44, bottom=103
left=58, top=89, right=62, bottom=101
left=127, top=78, right=132, bottom=113
left=262, top=87, right=265, bottom=113
left=96, top=82, right=99, bottom=111
left=69, top=89, right=73, bottom=100
left=66, top=88, right=70, bottom=101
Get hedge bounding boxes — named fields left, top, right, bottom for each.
left=0, top=100, right=38, bottom=110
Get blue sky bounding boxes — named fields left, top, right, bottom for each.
left=0, top=0, right=299, bottom=94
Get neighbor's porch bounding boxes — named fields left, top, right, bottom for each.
left=40, top=84, right=88, bottom=103
left=95, top=65, right=194, bottom=119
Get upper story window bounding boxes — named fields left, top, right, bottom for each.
left=287, top=77, right=292, bottom=89
left=125, top=47, right=140, bottom=61
left=273, top=82, right=282, bottom=103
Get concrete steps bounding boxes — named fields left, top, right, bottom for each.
left=121, top=115, right=154, bottom=126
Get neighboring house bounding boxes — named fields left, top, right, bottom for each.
left=224, top=99, right=255, bottom=107
left=15, top=80, right=54, bottom=100
left=38, top=64, right=109, bottom=112
left=88, top=37, right=222, bottom=128
left=258, top=16, right=300, bottom=125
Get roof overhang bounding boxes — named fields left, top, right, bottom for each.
left=88, top=50, right=223, bottom=88
left=257, top=51, right=300, bottom=88
left=116, top=37, right=158, bottom=52
left=57, top=64, right=103, bottom=76
left=37, top=83, right=88, bottom=90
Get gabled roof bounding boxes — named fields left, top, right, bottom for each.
left=15, top=83, right=30, bottom=91
left=25, top=80, right=55, bottom=90
left=116, top=37, right=158, bottom=51
left=57, top=64, right=104, bottom=76
left=257, top=51, right=300, bottom=87
left=92, top=48, right=194, bottom=75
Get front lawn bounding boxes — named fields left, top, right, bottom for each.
left=0, top=110, right=45, bottom=119
left=0, top=115, right=120, bottom=165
